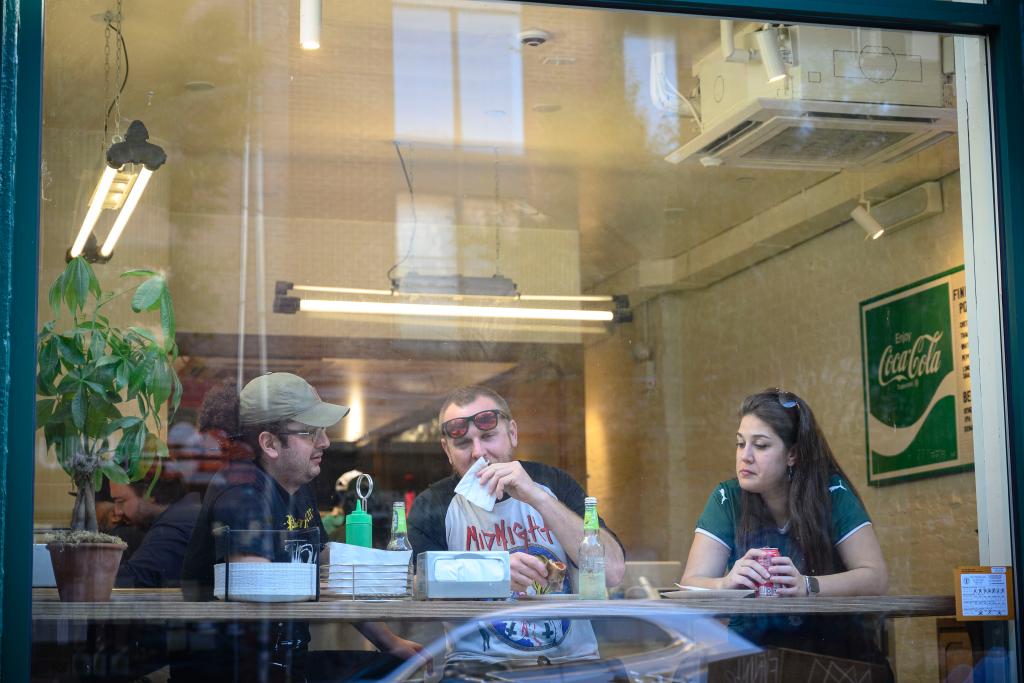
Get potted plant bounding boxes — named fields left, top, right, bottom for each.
left=36, top=257, right=181, bottom=601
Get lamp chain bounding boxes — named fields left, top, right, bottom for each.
left=103, top=20, right=111, bottom=146
left=113, top=0, right=124, bottom=138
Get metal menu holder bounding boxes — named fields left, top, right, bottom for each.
left=319, top=562, right=413, bottom=600
left=213, top=526, right=321, bottom=602
left=321, top=541, right=413, bottom=599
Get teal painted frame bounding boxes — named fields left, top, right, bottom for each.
left=858, top=266, right=975, bottom=486
left=1, top=0, right=1021, bottom=680
left=2, top=0, right=43, bottom=680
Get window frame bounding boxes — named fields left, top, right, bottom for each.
left=3, top=0, right=1022, bottom=679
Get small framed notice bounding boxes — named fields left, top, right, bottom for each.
left=955, top=566, right=1014, bottom=621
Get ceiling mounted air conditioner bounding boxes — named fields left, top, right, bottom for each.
left=666, top=25, right=957, bottom=170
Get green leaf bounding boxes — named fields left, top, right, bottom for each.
left=82, top=379, right=107, bottom=396
left=95, top=354, right=121, bottom=368
left=55, top=373, right=79, bottom=394
left=115, top=362, right=130, bottom=391
left=131, top=276, right=165, bottom=313
left=141, top=460, right=163, bottom=498
left=103, top=416, right=143, bottom=436
left=128, top=326, right=159, bottom=347
left=38, top=337, right=59, bottom=386
left=84, top=399, right=119, bottom=438
left=149, top=357, right=173, bottom=410
left=93, top=469, right=104, bottom=493
left=128, top=356, right=152, bottom=398
left=48, top=271, right=64, bottom=311
left=88, top=332, right=106, bottom=362
left=70, top=388, right=87, bottom=430
left=159, top=290, right=176, bottom=350
left=130, top=455, right=154, bottom=480
left=170, top=372, right=183, bottom=418
left=55, top=335, right=85, bottom=366
left=36, top=399, right=56, bottom=425
left=87, top=261, right=102, bottom=298
left=64, top=257, right=94, bottom=313
left=114, top=424, right=142, bottom=464
left=120, top=268, right=157, bottom=279
left=100, top=459, right=130, bottom=485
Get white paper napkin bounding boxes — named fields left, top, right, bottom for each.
left=454, top=457, right=496, bottom=511
left=327, top=542, right=412, bottom=566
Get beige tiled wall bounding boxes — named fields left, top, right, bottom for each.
left=585, top=171, right=978, bottom=682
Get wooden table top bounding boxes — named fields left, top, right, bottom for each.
left=32, top=590, right=955, bottom=623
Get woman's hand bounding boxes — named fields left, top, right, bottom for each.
left=768, top=555, right=806, bottom=596
left=722, top=548, right=771, bottom=590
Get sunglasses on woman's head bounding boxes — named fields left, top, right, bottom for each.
left=773, top=388, right=799, bottom=409
left=441, top=409, right=508, bottom=439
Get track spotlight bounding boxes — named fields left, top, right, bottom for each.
left=851, top=202, right=886, bottom=240
left=755, top=28, right=787, bottom=83
left=300, top=0, right=321, bottom=50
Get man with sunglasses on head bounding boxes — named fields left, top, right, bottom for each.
left=176, top=373, right=420, bottom=683
left=408, top=385, right=625, bottom=669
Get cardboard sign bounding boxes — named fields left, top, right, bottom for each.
left=955, top=566, right=1014, bottom=621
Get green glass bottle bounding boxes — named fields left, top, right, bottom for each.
left=577, top=497, right=607, bottom=599
left=387, top=502, right=412, bottom=551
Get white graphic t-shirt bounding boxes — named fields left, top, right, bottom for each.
left=408, top=460, right=623, bottom=663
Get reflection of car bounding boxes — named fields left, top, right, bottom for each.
left=382, top=601, right=759, bottom=682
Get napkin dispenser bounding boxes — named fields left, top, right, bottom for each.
left=415, top=551, right=510, bottom=599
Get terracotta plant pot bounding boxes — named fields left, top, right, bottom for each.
left=46, top=542, right=125, bottom=602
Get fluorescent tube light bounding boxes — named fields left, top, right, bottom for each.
left=101, top=167, right=152, bottom=257
left=70, top=165, right=118, bottom=258
left=300, top=0, right=321, bottom=49
left=299, top=298, right=615, bottom=322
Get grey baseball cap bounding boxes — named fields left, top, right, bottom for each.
left=239, top=372, right=349, bottom=427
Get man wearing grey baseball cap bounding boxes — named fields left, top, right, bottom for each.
left=177, top=374, right=421, bottom=682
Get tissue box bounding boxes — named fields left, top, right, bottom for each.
left=415, top=551, right=510, bottom=599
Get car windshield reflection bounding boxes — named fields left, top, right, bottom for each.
left=382, top=601, right=758, bottom=682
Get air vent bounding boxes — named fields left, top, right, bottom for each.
left=666, top=98, right=957, bottom=171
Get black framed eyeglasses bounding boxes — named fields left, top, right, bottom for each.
left=441, top=409, right=508, bottom=439
left=278, top=427, right=327, bottom=442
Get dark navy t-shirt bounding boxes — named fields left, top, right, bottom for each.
left=181, top=459, right=326, bottom=601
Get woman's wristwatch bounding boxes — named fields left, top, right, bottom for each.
left=804, top=575, right=820, bottom=596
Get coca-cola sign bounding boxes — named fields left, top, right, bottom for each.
left=860, top=267, right=973, bottom=485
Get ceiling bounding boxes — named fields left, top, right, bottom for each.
left=41, top=0, right=840, bottom=292
left=40, top=1, right=958, bottom=443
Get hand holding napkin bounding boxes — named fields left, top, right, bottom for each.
left=454, top=457, right=496, bottom=511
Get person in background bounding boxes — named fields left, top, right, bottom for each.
left=94, top=481, right=146, bottom=560
left=680, top=388, right=890, bottom=670
left=408, top=385, right=625, bottom=668
left=112, top=475, right=200, bottom=588
left=321, top=469, right=363, bottom=542
left=175, top=374, right=420, bottom=683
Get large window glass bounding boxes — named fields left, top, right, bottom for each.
left=32, top=1, right=1011, bottom=681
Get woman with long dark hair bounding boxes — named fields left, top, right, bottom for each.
left=681, top=389, right=888, bottom=663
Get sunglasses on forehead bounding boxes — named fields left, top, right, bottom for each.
left=772, top=388, right=799, bottom=409
left=441, top=409, right=508, bottom=439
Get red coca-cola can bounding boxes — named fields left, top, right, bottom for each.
left=755, top=547, right=780, bottom=597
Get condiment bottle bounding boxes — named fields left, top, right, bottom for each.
left=345, top=474, right=373, bottom=547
